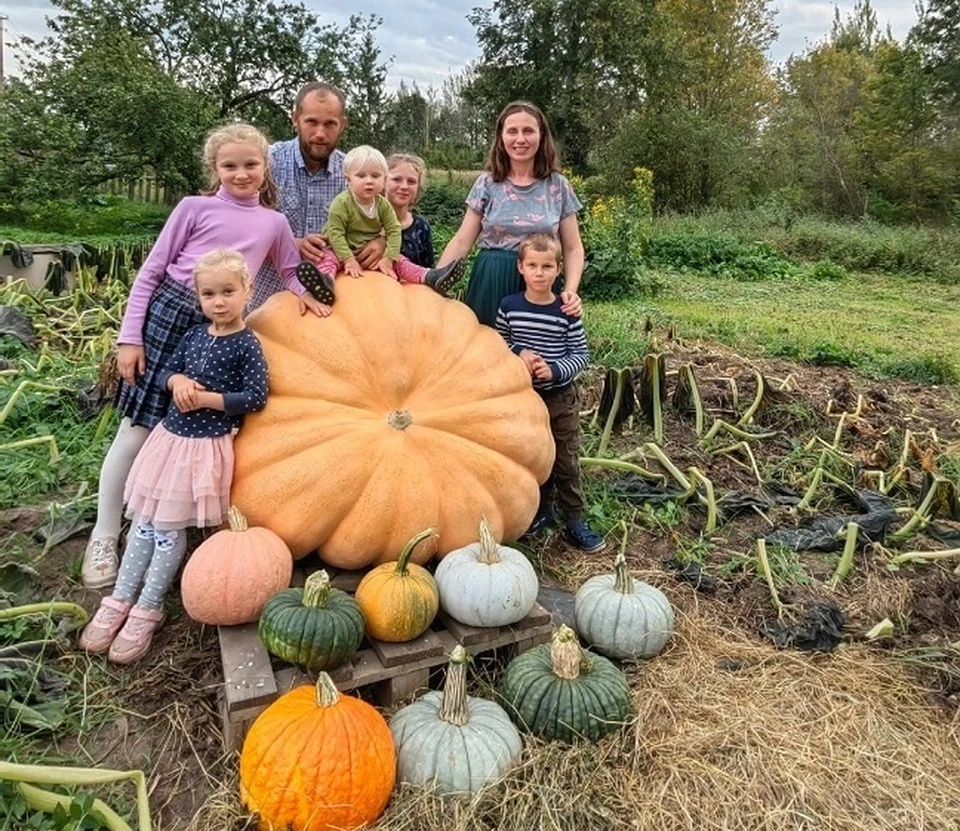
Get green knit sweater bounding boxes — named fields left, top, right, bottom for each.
left=323, top=191, right=402, bottom=261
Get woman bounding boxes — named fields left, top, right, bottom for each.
left=436, top=101, right=585, bottom=327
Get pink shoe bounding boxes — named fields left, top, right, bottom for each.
left=78, top=596, right=131, bottom=653
left=108, top=605, right=165, bottom=664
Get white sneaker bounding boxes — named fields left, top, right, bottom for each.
left=81, top=537, right=118, bottom=589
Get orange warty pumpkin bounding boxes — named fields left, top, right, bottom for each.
left=231, top=274, right=555, bottom=567
left=240, top=673, right=396, bottom=831
left=180, top=506, right=292, bottom=625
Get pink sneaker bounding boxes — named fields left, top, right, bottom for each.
left=108, top=605, right=165, bottom=664
left=78, top=596, right=131, bottom=653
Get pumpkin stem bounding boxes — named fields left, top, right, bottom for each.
left=387, top=409, right=413, bottom=431
left=303, top=570, right=332, bottom=608
left=395, top=528, right=436, bottom=575
left=614, top=522, right=635, bottom=593
left=226, top=505, right=248, bottom=532
left=438, top=644, right=471, bottom=726
left=550, top=625, right=582, bottom=680
left=314, top=673, right=341, bottom=708
left=477, top=517, right=501, bottom=564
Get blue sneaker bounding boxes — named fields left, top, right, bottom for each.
left=563, top=520, right=606, bottom=554
left=523, top=506, right=555, bottom=537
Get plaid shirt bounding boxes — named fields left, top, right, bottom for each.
left=250, top=139, right=347, bottom=309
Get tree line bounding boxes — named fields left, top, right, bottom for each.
left=1, top=0, right=957, bottom=224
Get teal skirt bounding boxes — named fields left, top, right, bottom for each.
left=464, top=249, right=523, bottom=328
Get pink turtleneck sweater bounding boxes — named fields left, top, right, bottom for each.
left=118, top=187, right=307, bottom=345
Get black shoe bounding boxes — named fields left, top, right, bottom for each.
left=563, top=520, right=606, bottom=554
left=296, top=261, right=336, bottom=305
left=424, top=258, right=465, bottom=296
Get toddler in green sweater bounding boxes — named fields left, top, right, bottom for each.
left=296, top=145, right=464, bottom=301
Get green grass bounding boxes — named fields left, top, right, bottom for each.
left=588, top=270, right=960, bottom=383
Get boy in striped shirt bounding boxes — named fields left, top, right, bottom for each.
left=496, top=233, right=605, bottom=553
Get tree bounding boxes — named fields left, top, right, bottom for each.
left=0, top=23, right=214, bottom=201
left=343, top=26, right=391, bottom=148
left=912, top=0, right=960, bottom=116
left=381, top=82, right=430, bottom=153
left=466, top=0, right=659, bottom=170
left=594, top=0, right=777, bottom=210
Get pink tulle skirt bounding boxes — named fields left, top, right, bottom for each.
left=124, top=423, right=234, bottom=530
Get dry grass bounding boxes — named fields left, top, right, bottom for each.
left=190, top=597, right=960, bottom=831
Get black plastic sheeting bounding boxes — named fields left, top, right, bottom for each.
left=662, top=558, right=718, bottom=594
left=765, top=489, right=898, bottom=552
left=759, top=601, right=846, bottom=652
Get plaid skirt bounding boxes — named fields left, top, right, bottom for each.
left=115, top=277, right=206, bottom=429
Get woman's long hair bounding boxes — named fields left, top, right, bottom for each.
left=485, top=100, right=560, bottom=182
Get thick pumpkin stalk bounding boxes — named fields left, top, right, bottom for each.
left=550, top=625, right=584, bottom=680
left=438, top=645, right=470, bottom=726
left=613, top=525, right=635, bottom=595
left=395, top=528, right=436, bottom=575
left=226, top=505, right=248, bottom=532
left=303, top=570, right=332, bottom=608
left=314, top=672, right=341, bottom=708
left=477, top=518, right=501, bottom=565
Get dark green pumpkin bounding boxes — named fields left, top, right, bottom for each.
left=258, top=569, right=365, bottom=672
left=498, top=624, right=632, bottom=743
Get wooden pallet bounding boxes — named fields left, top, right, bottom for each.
left=218, top=568, right=554, bottom=752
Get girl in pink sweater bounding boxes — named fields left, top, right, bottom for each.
left=81, top=123, right=332, bottom=590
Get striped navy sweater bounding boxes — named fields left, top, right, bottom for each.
left=495, top=293, right=589, bottom=393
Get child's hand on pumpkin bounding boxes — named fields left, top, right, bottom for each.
left=377, top=257, right=397, bottom=280
left=299, top=294, right=332, bottom=317
left=344, top=258, right=363, bottom=277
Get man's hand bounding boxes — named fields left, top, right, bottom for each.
left=297, top=233, right=329, bottom=264
left=355, top=236, right=387, bottom=270
left=117, top=344, right=146, bottom=386
left=299, top=294, right=333, bottom=317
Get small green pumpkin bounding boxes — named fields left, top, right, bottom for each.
left=390, top=644, right=522, bottom=795
left=499, top=625, right=632, bottom=743
left=258, top=569, right=365, bottom=672
left=574, top=548, right=674, bottom=660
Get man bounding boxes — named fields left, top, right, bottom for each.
left=249, top=81, right=385, bottom=309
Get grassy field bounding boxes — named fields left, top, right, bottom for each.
left=587, top=270, right=960, bottom=383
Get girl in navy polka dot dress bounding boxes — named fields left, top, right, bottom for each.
left=80, top=249, right=269, bottom=664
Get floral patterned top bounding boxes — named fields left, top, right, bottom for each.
left=400, top=214, right=435, bottom=267
left=465, top=172, right=583, bottom=250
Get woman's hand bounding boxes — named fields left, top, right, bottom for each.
left=559, top=290, right=583, bottom=318
left=117, top=344, right=146, bottom=386
left=299, top=294, right=332, bottom=317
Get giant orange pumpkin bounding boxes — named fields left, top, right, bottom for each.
left=231, top=274, right=555, bottom=567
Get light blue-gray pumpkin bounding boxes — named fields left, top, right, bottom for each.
left=434, top=518, right=539, bottom=627
left=574, top=550, right=674, bottom=659
left=389, top=644, right=522, bottom=795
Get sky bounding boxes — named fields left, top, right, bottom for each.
left=0, top=1, right=922, bottom=92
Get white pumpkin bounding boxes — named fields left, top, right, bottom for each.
left=434, top=518, right=539, bottom=627
left=390, top=644, right=522, bottom=795
left=574, top=549, right=674, bottom=659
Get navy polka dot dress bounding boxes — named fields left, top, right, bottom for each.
left=123, top=325, right=268, bottom=530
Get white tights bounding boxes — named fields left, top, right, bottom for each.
left=91, top=417, right=149, bottom=541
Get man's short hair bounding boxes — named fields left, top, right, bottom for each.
left=294, top=82, right=347, bottom=115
